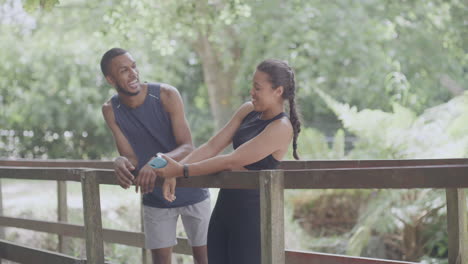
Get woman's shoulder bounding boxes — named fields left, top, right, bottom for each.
left=233, top=101, right=255, bottom=119
left=239, top=101, right=254, bottom=112
left=268, top=113, right=293, bottom=134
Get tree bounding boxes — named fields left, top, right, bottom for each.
left=2, top=0, right=466, bottom=158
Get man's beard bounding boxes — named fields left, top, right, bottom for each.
left=116, top=84, right=140, bottom=96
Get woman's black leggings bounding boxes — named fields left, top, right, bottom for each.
left=207, top=189, right=261, bottom=264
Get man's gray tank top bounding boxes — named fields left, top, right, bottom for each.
left=111, top=83, right=209, bottom=208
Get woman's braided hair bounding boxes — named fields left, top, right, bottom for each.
left=257, top=59, right=301, bottom=160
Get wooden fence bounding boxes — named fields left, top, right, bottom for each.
left=0, top=158, right=467, bottom=264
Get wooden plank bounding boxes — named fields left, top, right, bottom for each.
left=0, top=216, right=143, bottom=246
left=279, top=159, right=468, bottom=170
left=92, top=169, right=119, bottom=185
left=177, top=171, right=259, bottom=189
left=283, top=165, right=468, bottom=189
left=95, top=165, right=468, bottom=189
left=81, top=171, right=104, bottom=264
left=0, top=180, right=3, bottom=264
left=0, top=215, right=195, bottom=252
left=2, top=165, right=468, bottom=190
left=0, top=216, right=84, bottom=238
left=57, top=181, right=70, bottom=253
left=0, top=239, right=85, bottom=264
left=2, top=158, right=468, bottom=170
left=285, top=250, right=418, bottom=264
left=3, top=161, right=468, bottom=190
left=0, top=167, right=82, bottom=181
left=0, top=180, right=4, bottom=240
left=93, top=169, right=260, bottom=189
left=260, top=170, right=285, bottom=264
left=139, top=195, right=151, bottom=264
left=446, top=189, right=468, bottom=264
left=0, top=159, right=113, bottom=169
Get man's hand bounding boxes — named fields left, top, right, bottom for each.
left=162, top=177, right=177, bottom=202
left=135, top=163, right=158, bottom=194
left=113, top=156, right=135, bottom=189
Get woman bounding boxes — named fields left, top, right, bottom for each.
left=155, top=59, right=301, bottom=264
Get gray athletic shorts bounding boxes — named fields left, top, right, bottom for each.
left=143, top=198, right=211, bottom=249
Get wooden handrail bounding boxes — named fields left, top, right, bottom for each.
left=0, top=160, right=466, bottom=264
left=1, top=158, right=468, bottom=169
left=1, top=165, right=468, bottom=189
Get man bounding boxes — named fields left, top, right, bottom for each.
left=101, top=48, right=210, bottom=264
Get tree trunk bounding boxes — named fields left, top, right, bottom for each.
left=194, top=33, right=239, bottom=130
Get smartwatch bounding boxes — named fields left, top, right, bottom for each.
left=183, top=164, right=189, bottom=178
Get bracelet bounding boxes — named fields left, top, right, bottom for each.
left=183, top=164, right=189, bottom=179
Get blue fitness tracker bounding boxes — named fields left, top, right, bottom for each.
left=148, top=156, right=168, bottom=168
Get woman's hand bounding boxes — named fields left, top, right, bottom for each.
left=162, top=177, right=177, bottom=202
left=153, top=153, right=184, bottom=178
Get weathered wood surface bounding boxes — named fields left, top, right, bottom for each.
left=0, top=167, right=82, bottom=181
left=81, top=171, right=104, bottom=264
left=280, top=158, right=468, bottom=169
left=1, top=159, right=467, bottom=264
left=2, top=165, right=468, bottom=189
left=0, top=239, right=85, bottom=264
left=0, top=159, right=113, bottom=169
left=2, top=158, right=467, bottom=170
left=285, top=250, right=418, bottom=264
left=282, top=165, right=468, bottom=189
left=57, top=180, right=69, bottom=253
left=446, top=188, right=468, bottom=264
left=260, top=170, right=285, bottom=264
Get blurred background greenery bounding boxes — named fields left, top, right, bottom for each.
left=0, top=0, right=466, bottom=263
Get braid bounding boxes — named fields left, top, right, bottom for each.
left=288, top=71, right=301, bottom=160
left=257, top=59, right=302, bottom=160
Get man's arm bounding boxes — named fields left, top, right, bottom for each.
left=134, top=84, right=194, bottom=193
left=102, top=100, right=138, bottom=189
left=159, top=83, right=194, bottom=161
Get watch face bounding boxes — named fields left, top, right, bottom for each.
left=149, top=157, right=167, bottom=168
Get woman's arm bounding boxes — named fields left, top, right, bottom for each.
left=180, top=102, right=254, bottom=164
left=160, top=102, right=254, bottom=201
left=158, top=117, right=293, bottom=178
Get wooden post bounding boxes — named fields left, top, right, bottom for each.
left=0, top=179, right=4, bottom=264
left=57, top=181, right=69, bottom=253
left=259, top=170, right=285, bottom=264
left=81, top=170, right=105, bottom=264
left=0, top=179, right=4, bottom=239
left=140, top=194, right=152, bottom=264
left=446, top=188, right=468, bottom=264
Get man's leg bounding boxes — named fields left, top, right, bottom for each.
left=143, top=206, right=179, bottom=264
left=180, top=198, right=211, bottom=264
left=191, top=245, right=208, bottom=264
left=151, top=247, right=173, bottom=264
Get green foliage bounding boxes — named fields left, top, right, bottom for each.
left=286, top=127, right=347, bottom=160
left=2, top=0, right=467, bottom=158
left=313, top=90, right=468, bottom=260
left=316, top=89, right=468, bottom=159
left=23, top=0, right=59, bottom=12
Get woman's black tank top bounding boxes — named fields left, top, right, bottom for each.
left=216, top=110, right=287, bottom=206
left=232, top=110, right=287, bottom=170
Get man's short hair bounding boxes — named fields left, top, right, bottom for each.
left=100, top=48, right=128, bottom=76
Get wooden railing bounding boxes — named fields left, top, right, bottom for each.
left=0, top=159, right=467, bottom=264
